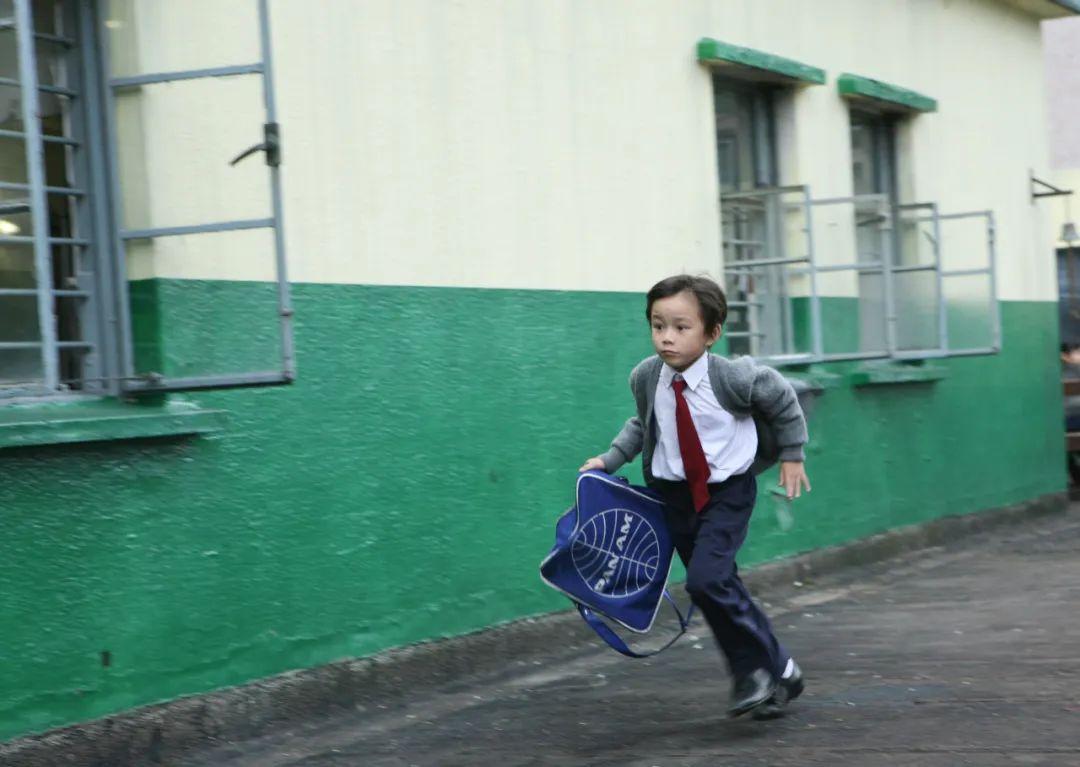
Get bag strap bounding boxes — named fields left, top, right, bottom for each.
left=576, top=590, right=695, bottom=658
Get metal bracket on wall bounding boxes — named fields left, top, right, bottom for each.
left=1031, top=172, right=1073, bottom=202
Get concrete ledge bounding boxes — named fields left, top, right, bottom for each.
left=0, top=398, right=226, bottom=451
left=1, top=491, right=1067, bottom=767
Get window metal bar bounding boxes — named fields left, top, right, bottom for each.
left=0, top=20, right=75, bottom=46
left=14, top=0, right=59, bottom=390
left=810, top=262, right=885, bottom=273
left=0, top=288, right=89, bottom=297
left=92, top=0, right=136, bottom=386
left=110, top=63, right=263, bottom=89
left=259, top=0, right=296, bottom=383
left=0, top=75, right=77, bottom=97
left=122, top=370, right=291, bottom=393
left=34, top=31, right=75, bottom=47
left=809, top=193, right=890, bottom=207
left=891, top=263, right=937, bottom=274
left=987, top=211, right=1001, bottom=352
left=939, top=267, right=991, bottom=278
left=0, top=127, right=80, bottom=146
left=120, top=217, right=274, bottom=240
left=0, top=180, right=85, bottom=195
left=814, top=193, right=897, bottom=361
left=719, top=184, right=809, bottom=200
left=881, top=202, right=898, bottom=358
left=767, top=189, right=792, bottom=358
left=932, top=203, right=948, bottom=354
left=58, top=0, right=105, bottom=393
left=0, top=234, right=91, bottom=246
left=940, top=210, right=1000, bottom=355
left=892, top=349, right=947, bottom=360
left=98, top=0, right=295, bottom=394
left=820, top=351, right=890, bottom=362
left=0, top=340, right=91, bottom=350
left=761, top=353, right=817, bottom=364
left=803, top=186, right=824, bottom=358
left=724, top=255, right=810, bottom=270
left=80, top=0, right=122, bottom=396
left=940, top=210, right=993, bottom=222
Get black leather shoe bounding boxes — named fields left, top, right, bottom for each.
left=728, top=668, right=777, bottom=718
left=752, top=661, right=804, bottom=720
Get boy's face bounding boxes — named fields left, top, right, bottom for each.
left=649, top=290, right=722, bottom=372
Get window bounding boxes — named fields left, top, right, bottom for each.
left=712, top=67, right=1001, bottom=366
left=713, top=79, right=776, bottom=194
left=0, top=0, right=293, bottom=403
left=0, top=0, right=101, bottom=396
left=847, top=109, right=899, bottom=358
left=715, top=76, right=817, bottom=362
left=849, top=110, right=896, bottom=199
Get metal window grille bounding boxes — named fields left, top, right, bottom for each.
left=0, top=0, right=105, bottom=397
left=0, top=0, right=294, bottom=400
left=722, top=190, right=1000, bottom=363
left=99, top=0, right=294, bottom=393
left=721, top=185, right=821, bottom=363
left=712, top=74, right=1000, bottom=365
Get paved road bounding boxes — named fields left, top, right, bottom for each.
left=186, top=509, right=1080, bottom=766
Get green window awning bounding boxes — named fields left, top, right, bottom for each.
left=697, top=38, right=826, bottom=85
left=837, top=73, right=937, bottom=113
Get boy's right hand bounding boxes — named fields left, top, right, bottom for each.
left=579, top=456, right=606, bottom=473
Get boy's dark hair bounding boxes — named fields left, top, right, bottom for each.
left=645, top=274, right=727, bottom=332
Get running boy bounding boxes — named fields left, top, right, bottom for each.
left=580, top=274, right=810, bottom=718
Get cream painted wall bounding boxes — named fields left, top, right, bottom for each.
left=112, top=0, right=1058, bottom=301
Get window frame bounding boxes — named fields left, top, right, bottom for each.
left=0, top=0, right=107, bottom=398
left=713, top=76, right=822, bottom=364
left=713, top=86, right=1000, bottom=368
left=0, top=0, right=295, bottom=406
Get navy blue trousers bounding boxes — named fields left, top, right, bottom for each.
left=652, top=472, right=788, bottom=681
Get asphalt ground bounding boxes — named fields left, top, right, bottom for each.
left=182, top=507, right=1080, bottom=767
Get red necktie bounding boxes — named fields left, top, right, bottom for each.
left=671, top=377, right=711, bottom=513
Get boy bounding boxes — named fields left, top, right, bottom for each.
left=579, top=274, right=811, bottom=718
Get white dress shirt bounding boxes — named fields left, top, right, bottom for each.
left=651, top=352, right=758, bottom=483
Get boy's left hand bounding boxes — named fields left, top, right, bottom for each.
left=779, top=461, right=811, bottom=500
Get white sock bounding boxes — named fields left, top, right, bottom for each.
left=782, top=658, right=796, bottom=679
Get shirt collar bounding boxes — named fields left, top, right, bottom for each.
left=661, top=352, right=708, bottom=392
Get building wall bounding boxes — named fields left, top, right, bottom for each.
left=0, top=0, right=1068, bottom=743
left=115, top=0, right=1055, bottom=299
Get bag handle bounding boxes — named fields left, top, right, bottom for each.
left=576, top=591, right=695, bottom=658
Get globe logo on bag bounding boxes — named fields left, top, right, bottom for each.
left=571, top=508, right=661, bottom=598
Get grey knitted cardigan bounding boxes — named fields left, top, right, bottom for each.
left=599, top=353, right=808, bottom=482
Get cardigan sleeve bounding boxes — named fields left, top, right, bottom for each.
left=747, top=362, right=808, bottom=462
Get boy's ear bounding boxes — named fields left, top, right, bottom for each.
left=707, top=323, right=723, bottom=346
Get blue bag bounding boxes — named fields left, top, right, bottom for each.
left=539, top=470, right=694, bottom=657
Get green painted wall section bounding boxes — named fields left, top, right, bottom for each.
left=791, top=294, right=996, bottom=357
left=0, top=282, right=1065, bottom=742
